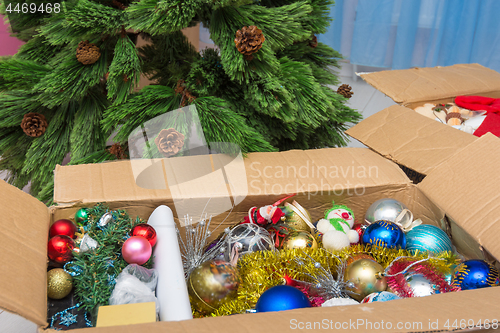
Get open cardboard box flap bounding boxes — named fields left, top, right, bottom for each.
left=0, top=180, right=49, bottom=327
left=419, top=133, right=500, bottom=260
left=359, top=63, right=500, bottom=106
left=346, top=105, right=477, bottom=176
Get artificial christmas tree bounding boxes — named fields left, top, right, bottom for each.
left=0, top=0, right=360, bottom=202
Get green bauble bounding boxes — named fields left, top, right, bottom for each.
left=74, top=208, right=89, bottom=225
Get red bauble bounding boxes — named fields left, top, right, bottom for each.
left=48, top=235, right=75, bottom=264
left=130, top=223, right=157, bottom=247
left=351, top=222, right=368, bottom=245
left=49, top=219, right=77, bottom=239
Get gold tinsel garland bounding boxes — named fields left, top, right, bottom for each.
left=210, top=245, right=459, bottom=317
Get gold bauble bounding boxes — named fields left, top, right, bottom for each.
left=47, top=268, right=73, bottom=299
left=345, top=258, right=387, bottom=301
left=188, top=260, right=241, bottom=314
left=346, top=253, right=376, bottom=266
left=284, top=201, right=313, bottom=232
left=282, top=230, right=318, bottom=250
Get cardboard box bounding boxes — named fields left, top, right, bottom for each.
left=1, top=134, right=500, bottom=332
left=350, top=64, right=500, bottom=183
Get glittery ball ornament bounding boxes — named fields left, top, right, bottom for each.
left=406, top=224, right=452, bottom=254
left=187, top=260, right=240, bottom=314
left=74, top=208, right=89, bottom=225
left=351, top=223, right=368, bottom=245
left=452, top=260, right=500, bottom=290
left=255, top=285, right=311, bottom=312
left=224, top=223, right=274, bottom=261
left=362, top=220, right=406, bottom=249
left=365, top=199, right=407, bottom=224
left=282, top=230, right=318, bottom=250
left=403, top=273, right=437, bottom=297
left=47, top=268, right=73, bottom=299
left=48, top=235, right=75, bottom=264
left=131, top=223, right=157, bottom=247
left=345, top=257, right=387, bottom=301
left=122, top=236, right=152, bottom=265
left=49, top=219, right=77, bottom=239
left=361, top=291, right=400, bottom=303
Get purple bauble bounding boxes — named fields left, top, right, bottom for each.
left=122, top=236, right=152, bottom=265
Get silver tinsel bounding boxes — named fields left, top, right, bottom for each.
left=176, top=214, right=227, bottom=279
left=294, top=250, right=356, bottom=300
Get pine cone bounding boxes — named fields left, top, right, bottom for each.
left=76, top=40, right=101, bottom=65
left=337, top=84, right=353, bottom=99
left=154, top=128, right=185, bottom=158
left=309, top=35, right=318, bottom=48
left=234, top=26, right=265, bottom=61
left=21, top=112, right=48, bottom=138
left=108, top=143, right=127, bottom=159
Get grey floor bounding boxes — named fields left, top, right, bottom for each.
left=0, top=61, right=395, bottom=332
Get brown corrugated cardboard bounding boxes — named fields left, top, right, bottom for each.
left=346, top=105, right=477, bottom=176
left=0, top=180, right=49, bottom=327
left=360, top=63, right=500, bottom=108
left=3, top=143, right=500, bottom=332
left=420, top=133, right=500, bottom=260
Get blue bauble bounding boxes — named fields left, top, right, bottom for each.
left=406, top=225, right=452, bottom=254
left=255, top=285, right=311, bottom=312
left=452, top=260, right=499, bottom=290
left=361, top=291, right=401, bottom=303
left=362, top=220, right=406, bottom=249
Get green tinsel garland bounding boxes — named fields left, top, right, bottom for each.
left=66, top=203, right=153, bottom=319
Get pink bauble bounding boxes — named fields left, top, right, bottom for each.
left=122, top=236, right=152, bottom=265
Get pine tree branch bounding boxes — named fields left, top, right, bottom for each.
left=0, top=58, right=51, bottom=91
left=107, top=34, right=142, bottom=104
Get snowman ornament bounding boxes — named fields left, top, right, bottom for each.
left=316, top=203, right=359, bottom=251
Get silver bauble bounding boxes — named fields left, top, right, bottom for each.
left=405, top=273, right=435, bottom=297
left=365, top=198, right=408, bottom=224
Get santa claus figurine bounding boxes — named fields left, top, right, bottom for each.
left=242, top=194, right=296, bottom=226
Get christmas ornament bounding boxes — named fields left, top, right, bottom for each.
left=293, top=250, right=352, bottom=301
left=362, top=220, right=406, bottom=249
left=345, top=257, right=387, bottom=301
left=234, top=25, right=265, bottom=61
left=282, top=200, right=314, bottom=232
left=20, top=112, right=48, bottom=137
left=154, top=128, right=185, bottom=158
left=365, top=198, right=407, bottom=224
left=224, top=223, right=274, bottom=262
left=385, top=258, right=459, bottom=298
left=255, top=285, right=310, bottom=312
left=321, top=298, right=358, bottom=307
left=75, top=233, right=99, bottom=253
left=49, top=219, right=77, bottom=239
left=76, top=40, right=101, bottom=65
left=187, top=259, right=240, bottom=314
left=351, top=223, right=368, bottom=244
left=48, top=235, right=75, bottom=264
left=337, top=84, right=353, bottom=99
left=282, top=230, right=318, bottom=250
left=266, top=222, right=294, bottom=249
left=316, top=202, right=358, bottom=251
left=178, top=215, right=227, bottom=279
left=47, top=268, right=73, bottom=299
left=131, top=223, right=157, bottom=247
left=361, top=291, right=400, bottom=303
left=98, top=212, right=114, bottom=228
left=451, top=260, right=499, bottom=290
left=149, top=205, right=193, bottom=321
left=122, top=236, right=152, bottom=265
left=243, top=194, right=294, bottom=226
left=406, top=224, right=452, bottom=254
left=74, top=208, right=89, bottom=225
